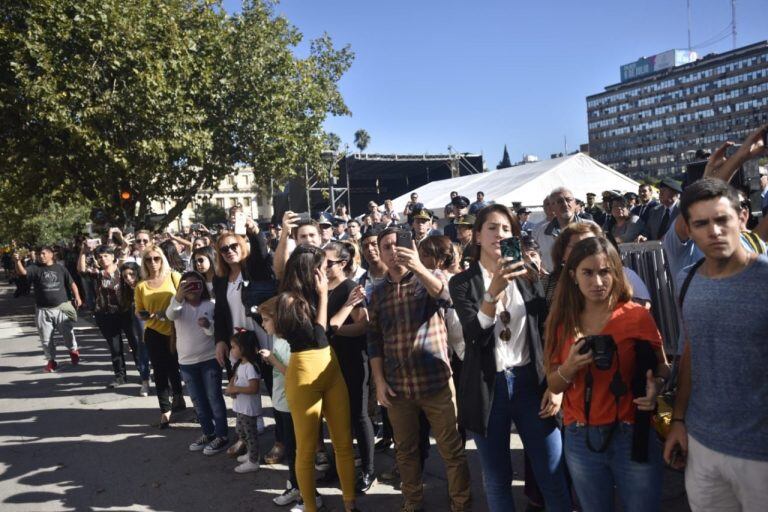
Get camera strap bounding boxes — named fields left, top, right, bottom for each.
left=584, top=350, right=628, bottom=453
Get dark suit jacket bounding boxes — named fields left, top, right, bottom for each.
left=631, top=199, right=659, bottom=223
left=448, top=261, right=548, bottom=436
left=641, top=203, right=679, bottom=241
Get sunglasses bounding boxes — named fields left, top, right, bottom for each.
left=499, top=310, right=512, bottom=342
left=194, top=257, right=208, bottom=264
left=144, top=256, right=162, bottom=263
left=135, top=239, right=150, bottom=244
left=220, top=243, right=239, bottom=253
left=326, top=259, right=344, bottom=268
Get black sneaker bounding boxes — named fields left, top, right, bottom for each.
left=356, top=471, right=375, bottom=493
left=203, top=436, right=228, bottom=455
left=171, top=394, right=187, bottom=412
left=189, top=434, right=214, bottom=452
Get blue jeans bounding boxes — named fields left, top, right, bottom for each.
left=179, top=359, right=228, bottom=438
left=564, top=422, right=663, bottom=512
left=121, top=311, right=150, bottom=381
left=472, top=365, right=571, bottom=512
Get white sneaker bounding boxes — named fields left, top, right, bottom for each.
left=139, top=380, right=150, bottom=397
left=237, top=452, right=250, bottom=463
left=273, top=486, right=300, bottom=506
left=289, top=494, right=323, bottom=511
left=234, top=460, right=260, bottom=473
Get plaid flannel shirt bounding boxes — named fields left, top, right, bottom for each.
left=367, top=269, right=452, bottom=399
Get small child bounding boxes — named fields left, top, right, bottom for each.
left=165, top=271, right=228, bottom=455
left=257, top=297, right=310, bottom=507
left=227, top=330, right=263, bottom=473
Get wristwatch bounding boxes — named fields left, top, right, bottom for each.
left=483, top=291, right=499, bottom=304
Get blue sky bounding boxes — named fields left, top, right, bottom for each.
left=222, top=0, right=766, bottom=168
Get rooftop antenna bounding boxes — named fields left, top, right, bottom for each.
left=731, top=0, right=737, bottom=49
left=687, top=0, right=692, bottom=51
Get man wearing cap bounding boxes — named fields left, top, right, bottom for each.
left=411, top=206, right=440, bottom=244
left=641, top=178, right=682, bottom=241
left=632, top=183, right=659, bottom=222
left=444, top=196, right=470, bottom=242
left=517, top=207, right=534, bottom=234
left=454, top=214, right=475, bottom=258
left=313, top=211, right=335, bottom=245
left=333, top=217, right=347, bottom=240
left=584, top=192, right=606, bottom=226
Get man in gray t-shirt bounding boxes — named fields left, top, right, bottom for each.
left=664, top=179, right=768, bottom=511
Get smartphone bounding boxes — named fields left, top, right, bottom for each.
left=234, top=212, right=246, bottom=235
left=190, top=223, right=201, bottom=231
left=725, top=143, right=741, bottom=158
left=500, top=236, right=522, bottom=263
left=396, top=230, right=413, bottom=248
left=185, top=281, right=202, bottom=292
left=295, top=212, right=311, bottom=222
left=87, top=238, right=100, bottom=250
left=138, top=310, right=150, bottom=320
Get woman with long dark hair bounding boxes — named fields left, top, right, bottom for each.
left=274, top=245, right=360, bottom=512
left=159, top=239, right=186, bottom=273
left=448, top=204, right=571, bottom=512
left=324, top=241, right=375, bottom=493
left=191, top=246, right=217, bottom=299
left=118, top=261, right=151, bottom=396
left=544, top=237, right=669, bottom=512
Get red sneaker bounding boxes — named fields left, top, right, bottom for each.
left=44, top=360, right=58, bottom=373
left=69, top=350, right=80, bottom=365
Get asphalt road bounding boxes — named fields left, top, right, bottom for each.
left=0, top=277, right=690, bottom=511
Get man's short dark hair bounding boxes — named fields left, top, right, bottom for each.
left=347, top=219, right=360, bottom=227
left=377, top=227, right=401, bottom=245
left=38, top=245, right=54, bottom=254
left=94, top=245, right=115, bottom=257
left=680, top=178, right=741, bottom=223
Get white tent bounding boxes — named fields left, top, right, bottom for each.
left=391, top=153, right=640, bottom=218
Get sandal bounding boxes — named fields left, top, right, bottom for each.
left=227, top=439, right=247, bottom=458
left=264, top=443, right=284, bottom=464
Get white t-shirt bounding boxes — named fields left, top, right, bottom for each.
left=476, top=263, right=530, bottom=372
left=165, top=297, right=216, bottom=365
left=233, top=361, right=262, bottom=417
left=226, top=272, right=257, bottom=332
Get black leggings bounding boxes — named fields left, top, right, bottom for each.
left=143, top=328, right=183, bottom=413
left=275, top=410, right=298, bottom=488
left=94, top=311, right=127, bottom=379
left=335, top=346, right=376, bottom=475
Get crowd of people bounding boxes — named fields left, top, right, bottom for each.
left=3, top=124, right=767, bottom=512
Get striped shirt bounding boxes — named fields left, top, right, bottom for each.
left=367, top=269, right=452, bottom=399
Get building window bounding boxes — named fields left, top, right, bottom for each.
left=216, top=198, right=225, bottom=208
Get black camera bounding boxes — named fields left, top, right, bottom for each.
left=578, top=335, right=616, bottom=371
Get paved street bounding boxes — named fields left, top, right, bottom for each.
left=0, top=278, right=690, bottom=511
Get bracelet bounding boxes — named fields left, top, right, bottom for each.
left=556, top=366, right=572, bottom=384
left=671, top=418, right=685, bottom=424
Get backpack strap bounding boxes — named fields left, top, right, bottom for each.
left=742, top=230, right=765, bottom=255
left=678, top=258, right=705, bottom=309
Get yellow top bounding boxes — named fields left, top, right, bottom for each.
left=134, top=272, right=180, bottom=336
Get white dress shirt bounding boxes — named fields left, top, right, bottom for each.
left=476, top=262, right=530, bottom=372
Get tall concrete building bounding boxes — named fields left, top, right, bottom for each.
left=587, top=41, right=768, bottom=179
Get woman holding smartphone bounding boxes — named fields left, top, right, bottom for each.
left=544, top=236, right=669, bottom=512
left=449, top=204, right=571, bottom=512
left=134, top=245, right=185, bottom=427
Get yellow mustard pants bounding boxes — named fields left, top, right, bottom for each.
left=285, top=346, right=356, bottom=511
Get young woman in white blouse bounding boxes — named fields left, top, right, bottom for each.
left=448, top=204, right=571, bottom=512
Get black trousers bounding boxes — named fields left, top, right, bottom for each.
left=144, top=328, right=183, bottom=413
left=94, top=311, right=127, bottom=379
left=336, top=346, right=376, bottom=475
left=275, top=410, right=298, bottom=488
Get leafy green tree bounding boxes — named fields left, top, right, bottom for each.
left=17, top=202, right=91, bottom=246
left=353, top=129, right=370, bottom=152
left=0, top=0, right=353, bottom=230
left=324, top=132, right=342, bottom=153
left=193, top=202, right=227, bottom=227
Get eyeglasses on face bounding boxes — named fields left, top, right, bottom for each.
left=144, top=256, right=162, bottom=263
left=326, top=259, right=344, bottom=269
left=220, top=242, right=240, bottom=253
left=194, top=257, right=209, bottom=265
left=554, top=197, right=574, bottom=206
left=135, top=239, right=150, bottom=244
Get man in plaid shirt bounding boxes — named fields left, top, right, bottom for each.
left=368, top=227, right=471, bottom=512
